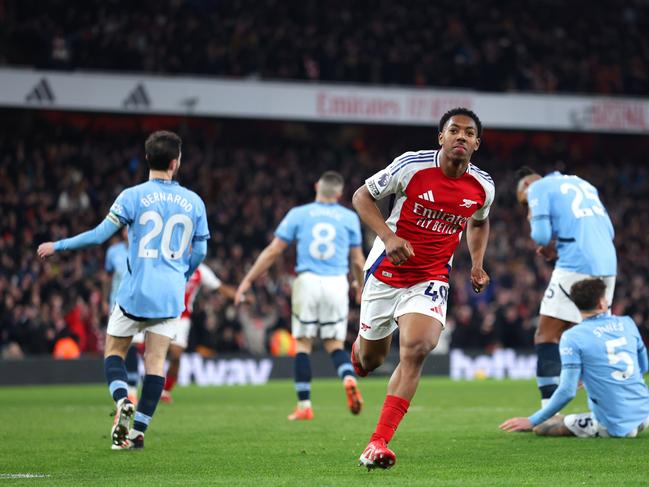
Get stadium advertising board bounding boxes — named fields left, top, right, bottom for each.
left=449, top=349, right=536, bottom=380
left=1, top=68, right=648, bottom=134
left=0, top=350, right=536, bottom=385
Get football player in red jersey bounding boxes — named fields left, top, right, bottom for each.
left=351, top=107, right=494, bottom=469
left=161, top=263, right=238, bottom=402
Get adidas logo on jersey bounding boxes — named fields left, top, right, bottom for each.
left=418, top=190, right=435, bottom=202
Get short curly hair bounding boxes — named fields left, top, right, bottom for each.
left=438, top=107, right=482, bottom=137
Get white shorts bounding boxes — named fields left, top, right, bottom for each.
left=291, top=272, right=349, bottom=341
left=564, top=412, right=649, bottom=438
left=130, top=317, right=190, bottom=347
left=172, top=317, right=191, bottom=348
left=540, top=268, right=616, bottom=323
left=359, top=275, right=449, bottom=341
left=107, top=305, right=180, bottom=340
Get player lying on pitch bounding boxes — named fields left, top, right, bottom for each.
left=500, top=278, right=649, bottom=437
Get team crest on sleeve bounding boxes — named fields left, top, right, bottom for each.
left=376, top=171, right=390, bottom=188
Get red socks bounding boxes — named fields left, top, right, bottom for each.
left=164, top=374, right=177, bottom=392
left=370, top=394, right=410, bottom=444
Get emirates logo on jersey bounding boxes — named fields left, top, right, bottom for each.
left=412, top=201, right=468, bottom=235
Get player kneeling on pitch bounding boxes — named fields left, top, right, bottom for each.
left=500, top=278, right=649, bottom=437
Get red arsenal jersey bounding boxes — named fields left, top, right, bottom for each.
left=181, top=263, right=222, bottom=319
left=364, top=149, right=495, bottom=288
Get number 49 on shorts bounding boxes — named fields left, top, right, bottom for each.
left=424, top=282, right=448, bottom=304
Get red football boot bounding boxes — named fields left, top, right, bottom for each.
left=358, top=438, right=396, bottom=470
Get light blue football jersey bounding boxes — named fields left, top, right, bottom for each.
left=109, top=179, right=210, bottom=318
left=560, top=314, right=649, bottom=436
left=105, top=241, right=128, bottom=310
left=275, top=202, right=362, bottom=276
left=528, top=172, right=616, bottom=275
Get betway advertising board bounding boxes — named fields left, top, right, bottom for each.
left=1, top=67, right=648, bottom=133
left=0, top=350, right=535, bottom=386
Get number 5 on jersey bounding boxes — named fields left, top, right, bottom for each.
left=605, top=337, right=634, bottom=381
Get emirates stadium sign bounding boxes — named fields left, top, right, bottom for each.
left=1, top=67, right=648, bottom=134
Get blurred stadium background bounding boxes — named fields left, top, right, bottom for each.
left=1, top=0, right=649, bottom=385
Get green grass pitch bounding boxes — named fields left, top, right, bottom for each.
left=0, top=377, right=647, bottom=486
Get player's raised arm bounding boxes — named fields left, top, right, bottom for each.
left=352, top=185, right=414, bottom=266
left=37, top=217, right=122, bottom=259
left=235, top=237, right=288, bottom=305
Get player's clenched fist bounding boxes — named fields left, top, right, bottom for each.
left=383, top=234, right=415, bottom=266
left=470, top=266, right=490, bottom=293
left=37, top=242, right=55, bottom=259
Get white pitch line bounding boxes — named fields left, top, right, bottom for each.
left=0, top=474, right=51, bottom=479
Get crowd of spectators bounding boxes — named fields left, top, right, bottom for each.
left=1, top=0, right=649, bottom=96
left=1, top=111, right=649, bottom=358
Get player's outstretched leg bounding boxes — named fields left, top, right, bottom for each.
left=359, top=392, right=407, bottom=470
left=325, top=340, right=363, bottom=415
left=288, top=350, right=314, bottom=420
left=105, top=353, right=135, bottom=449
left=129, top=374, right=165, bottom=448
left=359, top=314, right=441, bottom=470
left=126, top=332, right=172, bottom=448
